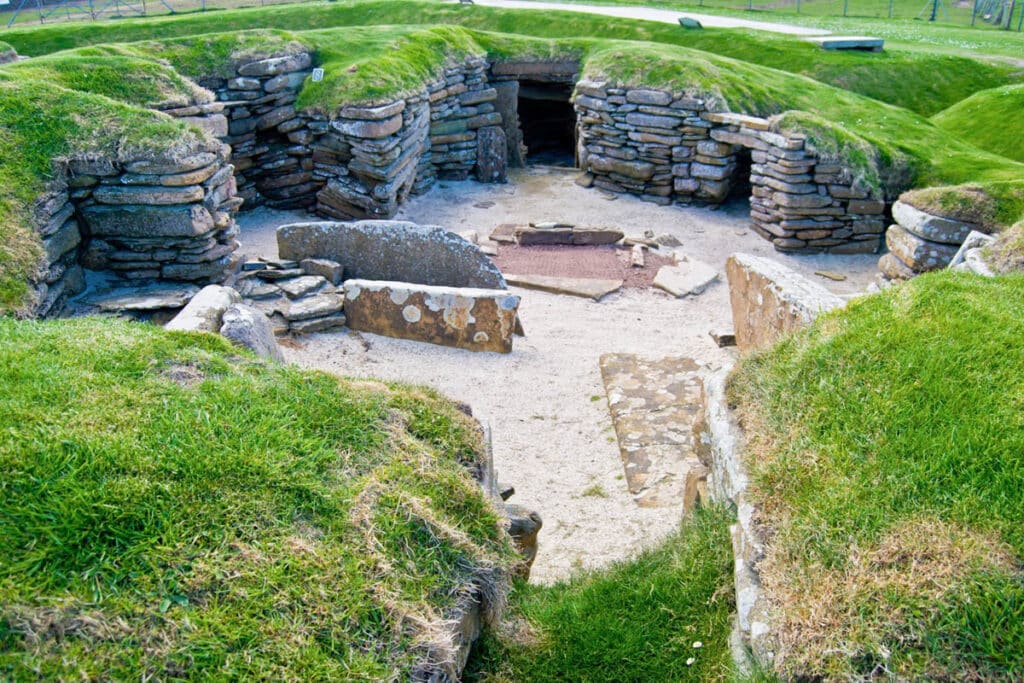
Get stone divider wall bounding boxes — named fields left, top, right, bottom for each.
left=574, top=80, right=887, bottom=254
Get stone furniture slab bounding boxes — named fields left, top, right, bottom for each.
left=343, top=279, right=519, bottom=353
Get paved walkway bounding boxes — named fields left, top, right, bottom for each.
left=464, top=0, right=831, bottom=36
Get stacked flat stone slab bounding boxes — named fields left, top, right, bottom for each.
left=879, top=199, right=984, bottom=280
left=195, top=52, right=321, bottom=210
left=574, top=80, right=888, bottom=254
left=75, top=149, right=241, bottom=284
left=235, top=259, right=347, bottom=335
left=27, top=144, right=239, bottom=317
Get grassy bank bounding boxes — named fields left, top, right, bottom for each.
left=3, top=0, right=1021, bottom=116
left=0, top=316, right=513, bottom=679
left=728, top=272, right=1024, bottom=679
left=932, top=83, right=1024, bottom=164
left=466, top=506, right=738, bottom=682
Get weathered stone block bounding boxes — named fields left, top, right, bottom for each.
left=332, top=114, right=403, bottom=139
left=237, top=53, right=312, bottom=77
left=725, top=253, right=844, bottom=353
left=93, top=185, right=205, bottom=206
left=343, top=280, right=520, bottom=353
left=82, top=204, right=215, bottom=238
left=277, top=220, right=506, bottom=289
left=220, top=304, right=285, bottom=362
left=885, top=224, right=958, bottom=272
left=475, top=126, right=507, bottom=183
left=165, top=284, right=241, bottom=333
left=891, top=200, right=977, bottom=245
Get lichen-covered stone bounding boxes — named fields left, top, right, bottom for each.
left=343, top=279, right=520, bottom=353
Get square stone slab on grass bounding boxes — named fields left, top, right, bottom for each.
left=343, top=280, right=520, bottom=353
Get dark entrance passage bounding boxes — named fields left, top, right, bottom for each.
left=517, top=81, right=576, bottom=167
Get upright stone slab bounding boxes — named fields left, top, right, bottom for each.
left=725, top=253, right=844, bottom=353
left=277, top=220, right=507, bottom=289
left=343, top=279, right=519, bottom=353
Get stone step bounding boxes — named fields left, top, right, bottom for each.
left=599, top=354, right=705, bottom=508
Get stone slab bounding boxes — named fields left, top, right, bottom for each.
left=885, top=223, right=959, bottom=272
left=653, top=258, right=718, bottom=297
left=343, top=279, right=519, bottom=353
left=87, top=284, right=199, bottom=312
left=220, top=304, right=285, bottom=362
left=725, top=253, right=844, bottom=353
left=804, top=35, right=884, bottom=51
left=165, top=284, right=241, bottom=333
left=892, top=200, right=977, bottom=245
left=504, top=273, right=622, bottom=301
left=82, top=204, right=214, bottom=238
left=277, top=220, right=507, bottom=289
left=600, top=354, right=706, bottom=508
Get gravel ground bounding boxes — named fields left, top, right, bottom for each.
left=236, top=166, right=880, bottom=583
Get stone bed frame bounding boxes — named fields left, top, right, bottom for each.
left=28, top=50, right=890, bottom=317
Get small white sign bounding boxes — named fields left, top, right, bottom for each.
left=311, top=68, right=324, bottom=83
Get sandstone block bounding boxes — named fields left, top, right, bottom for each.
left=331, top=114, right=403, bottom=139
left=343, top=280, right=519, bottom=353
left=300, top=258, right=345, bottom=284
left=93, top=185, right=205, bottom=206
left=237, top=53, right=311, bottom=77
left=653, top=258, right=718, bottom=297
left=725, top=253, right=844, bottom=353
left=82, top=204, right=215, bottom=238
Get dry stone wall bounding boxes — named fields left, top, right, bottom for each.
left=878, top=199, right=987, bottom=280
left=574, top=81, right=887, bottom=254
left=30, top=142, right=239, bottom=317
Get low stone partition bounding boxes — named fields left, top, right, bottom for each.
left=343, top=280, right=520, bottom=353
left=574, top=81, right=887, bottom=254
left=277, top=220, right=507, bottom=289
left=879, top=198, right=988, bottom=280
left=725, top=253, right=844, bottom=353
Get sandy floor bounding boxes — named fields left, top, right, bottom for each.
left=236, top=167, right=879, bottom=583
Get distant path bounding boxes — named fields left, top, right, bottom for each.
left=462, top=0, right=832, bottom=36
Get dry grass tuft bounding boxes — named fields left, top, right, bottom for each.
left=760, top=516, right=1017, bottom=679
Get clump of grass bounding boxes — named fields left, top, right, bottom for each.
left=899, top=183, right=1001, bottom=227
left=983, top=221, right=1024, bottom=273
left=728, top=272, right=1024, bottom=679
left=581, top=483, right=607, bottom=498
left=0, top=316, right=515, bottom=679
left=3, top=53, right=209, bottom=108
left=465, top=506, right=737, bottom=682
left=932, top=83, right=1024, bottom=164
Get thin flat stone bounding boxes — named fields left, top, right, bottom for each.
left=255, top=268, right=305, bottom=281
left=284, top=293, right=345, bottom=321
left=278, top=275, right=327, bottom=299
left=89, top=285, right=200, bottom=312
left=653, top=259, right=719, bottom=297
left=504, top=273, right=622, bottom=302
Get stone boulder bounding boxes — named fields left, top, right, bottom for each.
left=885, top=224, right=959, bottom=272
left=277, top=220, right=506, bottom=289
left=892, top=200, right=979, bottom=245
left=343, top=279, right=520, bottom=353
left=219, top=304, right=285, bottom=362
left=725, top=253, right=844, bottom=353
left=165, top=284, right=241, bottom=333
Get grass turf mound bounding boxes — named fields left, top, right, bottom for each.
left=2, top=0, right=1020, bottom=117
left=728, top=272, right=1024, bottom=679
left=932, top=83, right=1024, bottom=164
left=466, top=506, right=737, bottom=682
left=0, top=317, right=513, bottom=680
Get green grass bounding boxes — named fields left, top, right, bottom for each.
left=0, top=75, right=213, bottom=314
left=465, top=506, right=738, bottom=682
left=932, top=83, right=1024, bottom=164
left=0, top=316, right=514, bottom=680
left=728, top=272, right=1024, bottom=679
left=3, top=0, right=1021, bottom=116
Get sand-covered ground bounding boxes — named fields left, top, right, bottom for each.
left=236, top=167, right=879, bottom=583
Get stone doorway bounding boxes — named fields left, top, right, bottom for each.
left=517, top=81, right=577, bottom=168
